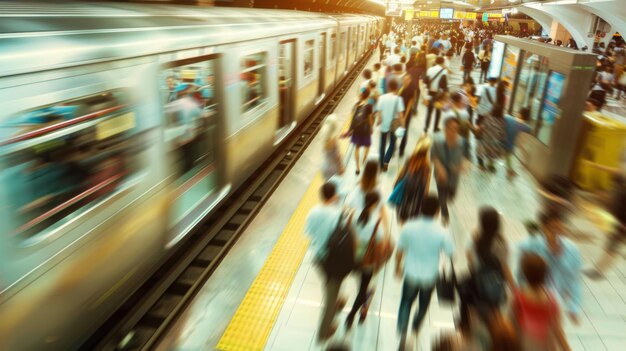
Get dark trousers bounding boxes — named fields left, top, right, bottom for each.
left=462, top=69, right=472, bottom=83
left=399, top=114, right=412, bottom=157
left=347, top=269, right=374, bottom=322
left=380, top=131, right=397, bottom=167
left=479, top=67, right=489, bottom=83
left=436, top=180, right=458, bottom=222
left=316, top=264, right=344, bottom=341
left=397, top=280, right=435, bottom=341
left=424, top=94, right=442, bottom=132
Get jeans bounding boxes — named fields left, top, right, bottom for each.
left=316, top=264, right=344, bottom=342
left=347, top=268, right=374, bottom=323
left=380, top=131, right=397, bottom=167
left=399, top=114, right=412, bottom=157
left=436, top=179, right=458, bottom=222
left=424, top=94, right=442, bottom=132
left=397, top=280, right=435, bottom=338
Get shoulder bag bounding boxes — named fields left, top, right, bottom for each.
left=390, top=95, right=403, bottom=133
left=361, top=219, right=393, bottom=272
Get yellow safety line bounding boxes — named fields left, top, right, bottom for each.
left=217, top=119, right=351, bottom=351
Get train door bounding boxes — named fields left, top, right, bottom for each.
left=160, top=55, right=225, bottom=247
left=317, top=32, right=326, bottom=98
left=278, top=40, right=296, bottom=133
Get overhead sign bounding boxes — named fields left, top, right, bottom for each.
left=439, top=8, right=454, bottom=19
left=482, top=12, right=504, bottom=22
left=418, top=10, right=440, bottom=19
left=385, top=0, right=402, bottom=17
left=404, top=8, right=414, bottom=20
left=454, top=11, right=477, bottom=20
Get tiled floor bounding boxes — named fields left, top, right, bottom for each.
left=263, top=56, right=626, bottom=351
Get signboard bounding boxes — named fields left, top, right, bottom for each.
left=439, top=8, right=454, bottom=19
left=385, top=0, right=401, bottom=17
left=404, top=8, right=414, bottom=20
left=502, top=45, right=520, bottom=101
left=483, top=12, right=503, bottom=22
left=488, top=41, right=506, bottom=78
left=418, top=10, right=439, bottom=19
left=454, top=11, right=478, bottom=20
left=542, top=71, right=566, bottom=125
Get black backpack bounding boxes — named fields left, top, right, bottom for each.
left=322, top=213, right=355, bottom=279
left=350, top=103, right=370, bottom=135
left=473, top=256, right=506, bottom=307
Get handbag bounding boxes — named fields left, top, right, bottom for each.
left=390, top=95, right=403, bottom=133
left=362, top=219, right=393, bottom=272
left=388, top=177, right=407, bottom=208
left=436, top=261, right=456, bottom=305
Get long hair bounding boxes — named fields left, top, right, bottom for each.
left=475, top=206, right=502, bottom=265
left=358, top=191, right=380, bottom=225
left=407, top=142, right=431, bottom=175
left=360, top=160, right=379, bottom=193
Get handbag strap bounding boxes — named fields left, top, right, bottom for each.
left=365, top=218, right=381, bottom=251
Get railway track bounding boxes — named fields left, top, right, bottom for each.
left=81, top=48, right=375, bottom=351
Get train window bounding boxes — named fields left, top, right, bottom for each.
left=339, top=32, right=346, bottom=60
left=330, top=33, right=337, bottom=61
left=350, top=30, right=356, bottom=52
left=304, top=40, right=314, bottom=78
left=0, top=89, right=148, bottom=239
left=241, top=53, right=267, bottom=112
left=161, top=57, right=218, bottom=183
left=358, top=27, right=364, bottom=49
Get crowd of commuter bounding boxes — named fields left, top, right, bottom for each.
left=307, top=20, right=625, bottom=351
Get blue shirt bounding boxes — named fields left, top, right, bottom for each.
left=398, top=217, right=455, bottom=285
left=517, top=235, right=582, bottom=315
left=305, top=204, right=342, bottom=260
left=504, top=115, right=532, bottom=152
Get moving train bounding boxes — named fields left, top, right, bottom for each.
left=0, top=2, right=382, bottom=350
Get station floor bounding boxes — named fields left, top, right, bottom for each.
left=155, top=54, right=626, bottom=351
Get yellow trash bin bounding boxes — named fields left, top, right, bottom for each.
left=572, top=112, right=626, bottom=191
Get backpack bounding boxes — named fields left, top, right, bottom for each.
left=350, top=103, right=370, bottom=135
left=473, top=255, right=506, bottom=306
left=322, top=213, right=355, bottom=278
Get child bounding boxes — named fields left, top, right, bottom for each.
left=503, top=107, right=532, bottom=178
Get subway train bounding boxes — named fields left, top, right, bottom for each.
left=0, top=2, right=382, bottom=350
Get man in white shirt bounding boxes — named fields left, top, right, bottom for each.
left=423, top=56, right=449, bottom=133
left=358, top=69, right=373, bottom=94
left=395, top=195, right=455, bottom=350
left=304, top=182, right=344, bottom=342
left=375, top=79, right=405, bottom=171
left=385, top=47, right=402, bottom=67
left=412, top=33, right=424, bottom=47
left=476, top=77, right=498, bottom=120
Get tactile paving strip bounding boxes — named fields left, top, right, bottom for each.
left=216, top=174, right=322, bottom=351
left=217, top=119, right=352, bottom=351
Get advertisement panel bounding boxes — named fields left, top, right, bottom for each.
left=488, top=41, right=506, bottom=79
left=439, top=8, right=454, bottom=19
left=542, top=71, right=565, bottom=125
